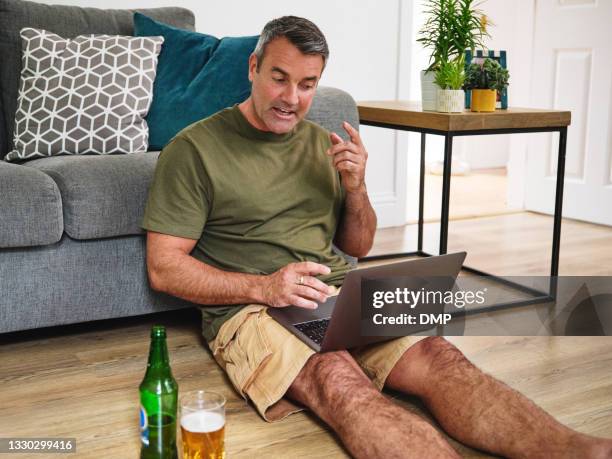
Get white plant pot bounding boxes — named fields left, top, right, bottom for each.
left=420, top=70, right=437, bottom=111
left=436, top=89, right=465, bottom=113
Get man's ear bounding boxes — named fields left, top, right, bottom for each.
left=248, top=53, right=258, bottom=82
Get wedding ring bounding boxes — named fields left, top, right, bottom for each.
left=298, top=275, right=304, bottom=285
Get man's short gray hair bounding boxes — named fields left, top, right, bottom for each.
left=254, top=16, right=329, bottom=70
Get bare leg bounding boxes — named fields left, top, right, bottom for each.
left=286, top=350, right=460, bottom=459
left=386, top=337, right=612, bottom=459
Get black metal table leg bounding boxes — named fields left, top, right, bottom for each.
left=549, top=127, right=568, bottom=299
left=418, top=133, right=426, bottom=252
left=439, top=134, right=454, bottom=255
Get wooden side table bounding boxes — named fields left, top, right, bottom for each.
left=358, top=101, right=572, bottom=312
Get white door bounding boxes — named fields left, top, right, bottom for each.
left=525, top=0, right=612, bottom=226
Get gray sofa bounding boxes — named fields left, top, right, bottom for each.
left=0, top=0, right=359, bottom=333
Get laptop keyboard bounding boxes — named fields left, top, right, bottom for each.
left=295, top=318, right=331, bottom=345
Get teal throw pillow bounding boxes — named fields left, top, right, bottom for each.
left=134, top=13, right=258, bottom=150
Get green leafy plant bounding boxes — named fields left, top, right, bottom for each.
left=434, top=58, right=466, bottom=90
left=464, top=58, right=509, bottom=90
left=417, top=0, right=490, bottom=72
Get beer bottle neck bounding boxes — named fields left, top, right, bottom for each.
left=146, top=337, right=171, bottom=372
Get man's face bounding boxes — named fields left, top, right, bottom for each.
left=247, top=37, right=324, bottom=134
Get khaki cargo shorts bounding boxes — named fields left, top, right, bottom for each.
left=207, top=290, right=426, bottom=422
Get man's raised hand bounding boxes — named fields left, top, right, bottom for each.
left=262, top=261, right=335, bottom=309
left=327, top=121, right=369, bottom=193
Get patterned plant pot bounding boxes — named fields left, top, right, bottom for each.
left=436, top=89, right=465, bottom=113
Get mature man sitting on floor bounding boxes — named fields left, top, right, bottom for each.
left=142, top=16, right=612, bottom=459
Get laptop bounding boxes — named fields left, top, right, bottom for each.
left=267, top=252, right=467, bottom=352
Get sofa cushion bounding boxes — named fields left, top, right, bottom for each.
left=5, top=28, right=163, bottom=162
left=25, top=152, right=160, bottom=240
left=0, top=160, right=63, bottom=247
left=134, top=13, right=258, bottom=150
left=0, top=0, right=195, bottom=159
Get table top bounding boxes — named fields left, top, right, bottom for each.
left=357, top=100, right=571, bottom=132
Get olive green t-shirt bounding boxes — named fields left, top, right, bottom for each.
left=141, top=105, right=351, bottom=341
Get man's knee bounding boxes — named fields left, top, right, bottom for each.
left=287, top=350, right=375, bottom=409
left=387, top=337, right=473, bottom=396
left=415, top=336, right=471, bottom=376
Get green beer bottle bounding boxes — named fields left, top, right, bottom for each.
left=139, top=325, right=178, bottom=459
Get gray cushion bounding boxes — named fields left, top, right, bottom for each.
left=0, top=0, right=195, bottom=159
left=307, top=86, right=360, bottom=137
left=0, top=160, right=63, bottom=247
left=25, top=151, right=160, bottom=240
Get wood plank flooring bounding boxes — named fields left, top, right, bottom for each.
left=1, top=312, right=611, bottom=458
left=372, top=212, right=612, bottom=276
left=415, top=168, right=521, bottom=224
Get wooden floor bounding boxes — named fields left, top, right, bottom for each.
left=1, top=209, right=612, bottom=458
left=415, top=168, right=521, bottom=224
left=372, top=212, right=612, bottom=276
left=1, top=311, right=612, bottom=458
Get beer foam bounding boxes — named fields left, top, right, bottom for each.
left=181, top=411, right=224, bottom=433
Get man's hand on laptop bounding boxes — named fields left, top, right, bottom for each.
left=262, top=261, right=335, bottom=310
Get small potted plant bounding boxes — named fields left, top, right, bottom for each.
left=417, top=0, right=489, bottom=111
left=434, top=58, right=466, bottom=112
left=464, top=57, right=509, bottom=112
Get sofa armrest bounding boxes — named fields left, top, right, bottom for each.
left=0, top=161, right=63, bottom=248
left=307, top=87, right=361, bottom=267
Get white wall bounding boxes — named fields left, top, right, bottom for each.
left=40, top=0, right=404, bottom=100
left=505, top=0, right=536, bottom=210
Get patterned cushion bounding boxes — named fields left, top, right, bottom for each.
left=4, top=28, right=163, bottom=162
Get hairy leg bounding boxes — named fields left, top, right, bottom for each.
left=286, top=350, right=460, bottom=459
left=386, top=337, right=612, bottom=459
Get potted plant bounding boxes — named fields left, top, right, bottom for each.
left=417, top=0, right=489, bottom=111
left=464, top=57, right=509, bottom=112
left=434, top=58, right=465, bottom=112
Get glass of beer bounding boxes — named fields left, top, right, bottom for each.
left=179, top=390, right=226, bottom=459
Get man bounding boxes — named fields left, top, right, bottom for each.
left=142, top=16, right=612, bottom=459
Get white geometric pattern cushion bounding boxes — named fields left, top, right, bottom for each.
left=4, top=28, right=164, bottom=162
